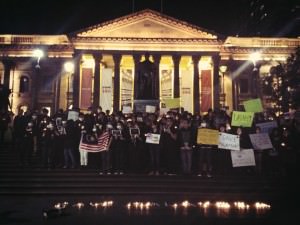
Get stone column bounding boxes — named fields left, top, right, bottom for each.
left=73, top=52, right=81, bottom=109
left=172, top=55, right=180, bottom=98
left=133, top=54, right=141, bottom=100
left=2, top=59, right=13, bottom=88
left=31, top=61, right=41, bottom=110
left=113, top=54, right=121, bottom=112
left=212, top=55, right=220, bottom=110
left=93, top=53, right=102, bottom=108
left=152, top=54, right=161, bottom=100
left=192, top=55, right=201, bottom=114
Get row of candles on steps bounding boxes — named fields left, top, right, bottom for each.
left=53, top=200, right=270, bottom=211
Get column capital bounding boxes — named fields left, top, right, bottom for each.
left=113, top=54, right=122, bottom=65
left=192, top=55, right=201, bottom=64
left=172, top=54, right=181, bottom=64
left=152, top=54, right=161, bottom=64
left=93, top=53, right=102, bottom=62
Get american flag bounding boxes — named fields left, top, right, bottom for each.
left=79, top=131, right=111, bottom=152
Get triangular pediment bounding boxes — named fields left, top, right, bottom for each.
left=74, top=9, right=218, bottom=39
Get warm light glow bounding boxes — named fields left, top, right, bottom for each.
left=249, top=52, right=262, bottom=63
left=33, top=49, right=44, bottom=58
left=220, top=65, right=227, bottom=73
left=64, top=61, right=74, bottom=73
left=215, top=201, right=230, bottom=209
left=254, top=202, right=271, bottom=209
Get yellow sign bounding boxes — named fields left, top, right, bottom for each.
left=163, top=98, right=180, bottom=109
left=197, top=128, right=219, bottom=145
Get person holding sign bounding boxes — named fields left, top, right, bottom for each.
left=178, top=117, right=195, bottom=175
left=111, top=121, right=128, bottom=175
left=145, top=121, right=161, bottom=175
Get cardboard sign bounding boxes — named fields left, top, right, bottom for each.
left=146, top=105, right=156, bottom=113
left=67, top=111, right=79, bottom=121
left=122, top=106, right=133, bottom=114
left=249, top=133, right=273, bottom=150
left=256, top=121, right=278, bottom=133
left=129, top=128, right=140, bottom=136
left=218, top=132, right=240, bottom=151
left=163, top=98, right=180, bottom=109
left=231, top=111, right=254, bottom=127
left=197, top=128, right=219, bottom=145
left=146, top=133, right=161, bottom=144
left=231, top=149, right=256, bottom=167
left=243, top=98, right=263, bottom=113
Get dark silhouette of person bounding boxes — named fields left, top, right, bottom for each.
left=135, top=53, right=158, bottom=100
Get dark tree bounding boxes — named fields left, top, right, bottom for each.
left=262, top=47, right=300, bottom=114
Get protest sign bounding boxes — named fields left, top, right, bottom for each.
left=249, top=133, right=273, bottom=150
left=218, top=132, right=240, bottom=151
left=163, top=98, right=180, bottom=109
left=231, top=149, right=256, bottom=167
left=67, top=110, right=79, bottom=121
left=122, top=106, right=132, bottom=114
left=146, top=133, right=161, bottom=144
left=129, top=128, right=140, bottom=136
left=146, top=105, right=156, bottom=113
left=197, top=128, right=219, bottom=145
left=256, top=121, right=278, bottom=133
left=231, top=111, right=254, bottom=127
left=243, top=98, right=263, bottom=113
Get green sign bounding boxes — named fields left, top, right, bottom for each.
left=243, top=98, right=263, bottom=113
left=231, top=111, right=254, bottom=127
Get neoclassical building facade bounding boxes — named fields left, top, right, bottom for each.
left=0, top=9, right=299, bottom=115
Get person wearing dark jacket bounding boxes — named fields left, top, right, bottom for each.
left=63, top=120, right=76, bottom=168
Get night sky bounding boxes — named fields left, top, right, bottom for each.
left=0, top=0, right=299, bottom=37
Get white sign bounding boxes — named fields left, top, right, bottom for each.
left=100, top=68, right=113, bottom=112
left=218, top=132, right=240, bottom=151
left=67, top=111, right=79, bottom=121
left=122, top=106, right=133, bottom=114
left=145, top=133, right=161, bottom=144
left=256, top=121, right=278, bottom=133
left=249, top=133, right=273, bottom=150
left=231, top=149, right=256, bottom=167
left=146, top=105, right=156, bottom=113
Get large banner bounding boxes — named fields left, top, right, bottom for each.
left=256, top=121, right=278, bottom=133
left=197, top=128, right=219, bottom=145
left=80, top=68, right=93, bottom=109
left=249, top=133, right=273, bottom=150
left=231, top=111, right=254, bottom=127
left=181, top=69, right=193, bottom=113
left=243, top=98, right=263, bottom=113
left=218, top=132, right=240, bottom=151
left=100, top=68, right=113, bottom=112
left=201, top=70, right=212, bottom=113
left=160, top=68, right=173, bottom=100
left=231, top=149, right=256, bottom=167
left=121, top=68, right=133, bottom=107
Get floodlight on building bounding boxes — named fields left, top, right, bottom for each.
left=32, top=49, right=44, bottom=69
left=64, top=61, right=74, bottom=73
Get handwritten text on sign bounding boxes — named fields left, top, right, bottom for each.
left=218, top=132, right=240, bottom=151
left=231, top=149, right=256, bottom=167
left=197, top=128, right=219, bottom=145
left=249, top=133, right=273, bottom=150
left=231, top=111, right=254, bottom=127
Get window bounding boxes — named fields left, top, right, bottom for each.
left=19, top=76, right=29, bottom=93
left=239, top=78, right=249, bottom=94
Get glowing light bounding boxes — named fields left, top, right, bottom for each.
left=64, top=61, right=74, bottom=73
left=234, top=201, right=250, bottom=210
left=73, top=202, right=84, bottom=209
left=220, top=65, right=227, bottom=73
left=255, top=202, right=271, bottom=209
left=215, top=201, right=230, bottom=209
left=172, top=203, right=178, bottom=209
left=181, top=200, right=190, bottom=208
left=249, top=52, right=262, bottom=63
left=33, top=49, right=44, bottom=58
left=203, top=201, right=210, bottom=208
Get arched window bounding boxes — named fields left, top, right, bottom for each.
left=19, top=75, right=29, bottom=93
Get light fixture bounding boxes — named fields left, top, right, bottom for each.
left=249, top=52, right=262, bottom=65
left=64, top=61, right=74, bottom=73
left=32, top=49, right=44, bottom=69
left=220, top=65, right=227, bottom=73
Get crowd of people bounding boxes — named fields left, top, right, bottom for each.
left=0, top=106, right=299, bottom=177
